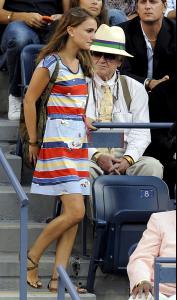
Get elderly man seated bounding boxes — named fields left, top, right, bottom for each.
left=86, top=24, right=163, bottom=181
left=128, top=210, right=176, bottom=300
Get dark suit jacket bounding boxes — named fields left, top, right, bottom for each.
left=120, top=17, right=176, bottom=83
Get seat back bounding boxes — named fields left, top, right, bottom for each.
left=20, top=44, right=43, bottom=95
left=93, top=175, right=170, bottom=222
left=154, top=257, right=176, bottom=300
left=92, top=175, right=170, bottom=273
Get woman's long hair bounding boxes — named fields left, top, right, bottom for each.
left=37, top=8, right=97, bottom=77
left=69, top=0, right=109, bottom=26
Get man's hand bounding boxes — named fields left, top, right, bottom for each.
left=109, top=157, right=130, bottom=175
left=24, top=13, right=46, bottom=28
left=149, top=75, right=169, bottom=90
left=132, top=281, right=153, bottom=299
left=97, top=154, right=120, bottom=174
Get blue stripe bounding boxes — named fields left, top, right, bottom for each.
left=42, top=142, right=88, bottom=149
left=55, top=79, right=86, bottom=86
left=47, top=114, right=84, bottom=120
left=33, top=176, right=81, bottom=185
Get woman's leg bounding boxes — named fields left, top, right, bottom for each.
left=27, top=194, right=85, bottom=286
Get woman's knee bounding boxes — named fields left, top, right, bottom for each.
left=61, top=195, right=85, bottom=224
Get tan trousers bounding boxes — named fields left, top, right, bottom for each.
left=128, top=294, right=176, bottom=300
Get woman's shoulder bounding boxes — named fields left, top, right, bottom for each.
left=41, top=54, right=60, bottom=68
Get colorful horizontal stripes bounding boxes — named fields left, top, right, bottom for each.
left=32, top=55, right=89, bottom=192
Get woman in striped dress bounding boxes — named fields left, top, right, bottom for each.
left=24, top=7, right=97, bottom=292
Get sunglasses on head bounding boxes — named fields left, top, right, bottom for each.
left=91, top=51, right=118, bottom=61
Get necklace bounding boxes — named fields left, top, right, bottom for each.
left=148, top=38, right=157, bottom=42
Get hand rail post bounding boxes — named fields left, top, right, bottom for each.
left=0, top=148, right=29, bottom=300
left=57, top=265, right=81, bottom=300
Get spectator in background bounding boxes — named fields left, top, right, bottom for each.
left=165, top=0, right=176, bottom=19
left=119, top=0, right=176, bottom=197
left=107, top=0, right=138, bottom=23
left=70, top=0, right=108, bottom=26
left=0, top=0, right=68, bottom=121
left=128, top=210, right=176, bottom=300
left=86, top=24, right=163, bottom=182
left=120, top=0, right=176, bottom=90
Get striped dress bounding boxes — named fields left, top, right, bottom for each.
left=31, top=54, right=90, bottom=196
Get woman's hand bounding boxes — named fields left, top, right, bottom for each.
left=29, top=145, right=40, bottom=167
left=85, top=117, right=97, bottom=131
left=132, top=281, right=153, bottom=299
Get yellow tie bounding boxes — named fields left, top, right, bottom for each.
left=99, top=84, right=113, bottom=122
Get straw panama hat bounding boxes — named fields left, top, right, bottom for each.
left=91, top=24, right=133, bottom=58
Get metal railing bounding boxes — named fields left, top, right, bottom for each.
left=92, top=122, right=173, bottom=129
left=57, top=265, right=81, bottom=300
left=0, top=148, right=29, bottom=300
left=154, top=257, right=176, bottom=300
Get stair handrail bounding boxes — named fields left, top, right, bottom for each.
left=57, top=265, right=81, bottom=300
left=92, top=122, right=173, bottom=129
left=0, top=148, right=29, bottom=300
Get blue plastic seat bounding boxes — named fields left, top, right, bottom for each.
left=87, top=175, right=171, bottom=292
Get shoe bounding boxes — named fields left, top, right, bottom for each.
left=48, top=278, right=87, bottom=294
left=8, top=94, right=22, bottom=121
left=27, top=254, right=42, bottom=289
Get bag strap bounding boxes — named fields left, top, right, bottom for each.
left=50, top=54, right=59, bottom=84
left=119, top=75, right=132, bottom=112
left=40, top=54, right=59, bottom=103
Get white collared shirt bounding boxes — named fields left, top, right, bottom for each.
left=86, top=74, right=151, bottom=162
left=141, top=23, right=154, bottom=80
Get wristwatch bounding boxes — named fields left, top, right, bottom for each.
left=92, top=152, right=102, bottom=163
left=123, top=155, right=135, bottom=166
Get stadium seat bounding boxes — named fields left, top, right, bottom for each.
left=154, top=257, right=176, bottom=300
left=87, top=175, right=171, bottom=292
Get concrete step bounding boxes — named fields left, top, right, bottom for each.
left=0, top=142, right=16, bottom=154
left=0, top=222, right=56, bottom=253
left=0, top=118, right=19, bottom=142
left=0, top=71, right=8, bottom=114
left=0, top=220, right=93, bottom=254
left=0, top=291, right=96, bottom=300
left=0, top=275, right=129, bottom=299
left=0, top=185, right=56, bottom=222
left=0, top=153, right=22, bottom=183
left=0, top=253, right=93, bottom=279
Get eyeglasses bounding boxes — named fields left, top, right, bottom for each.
left=91, top=51, right=118, bottom=61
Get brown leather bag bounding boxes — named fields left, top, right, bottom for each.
left=19, top=57, right=59, bottom=169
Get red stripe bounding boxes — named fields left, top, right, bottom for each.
left=52, top=84, right=88, bottom=95
left=39, top=148, right=88, bottom=160
left=34, top=169, right=89, bottom=178
left=47, top=106, right=85, bottom=115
